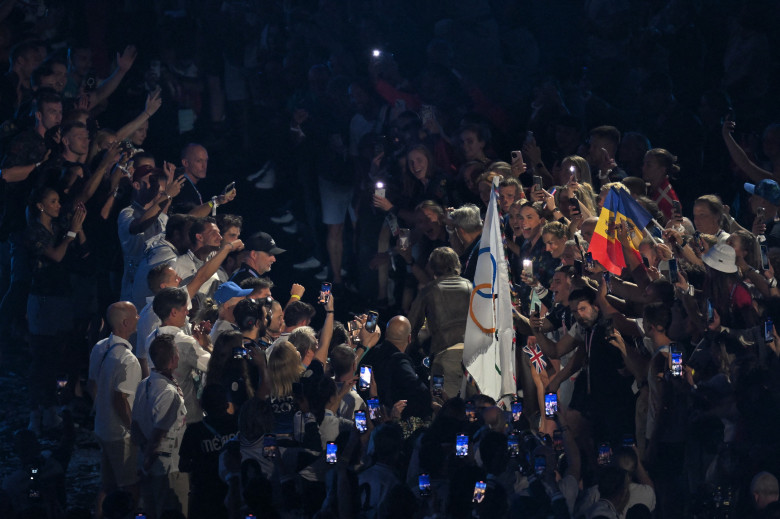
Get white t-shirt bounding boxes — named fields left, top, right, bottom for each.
left=153, top=325, right=210, bottom=424
left=94, top=336, right=141, bottom=442
left=136, top=297, right=159, bottom=362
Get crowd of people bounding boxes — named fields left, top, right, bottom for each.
left=1, top=0, right=780, bottom=518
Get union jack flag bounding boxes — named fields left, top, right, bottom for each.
left=523, top=342, right=547, bottom=374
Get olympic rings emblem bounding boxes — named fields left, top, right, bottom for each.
left=468, top=248, right=497, bottom=334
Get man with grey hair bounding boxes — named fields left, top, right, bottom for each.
left=408, top=247, right=472, bottom=398
left=448, top=204, right=482, bottom=282
left=288, top=326, right=317, bottom=367
left=751, top=471, right=779, bottom=512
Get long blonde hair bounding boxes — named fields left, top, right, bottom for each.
left=268, top=341, right=304, bottom=398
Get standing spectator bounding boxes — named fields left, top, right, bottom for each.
left=26, top=187, right=88, bottom=433
left=170, top=143, right=236, bottom=217
left=229, top=232, right=285, bottom=285
left=642, top=148, right=681, bottom=221
left=0, top=90, right=61, bottom=356
left=179, top=385, right=238, bottom=519
left=91, top=301, right=142, bottom=518
left=131, top=334, right=189, bottom=519
left=151, top=287, right=211, bottom=424
left=117, top=165, right=184, bottom=301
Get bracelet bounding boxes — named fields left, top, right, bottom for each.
left=289, top=294, right=301, bottom=301
left=66, top=231, right=77, bottom=239
left=35, top=162, right=42, bottom=169
left=325, top=310, right=334, bottom=314
left=355, top=344, right=366, bottom=351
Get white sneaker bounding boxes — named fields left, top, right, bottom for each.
left=314, top=267, right=328, bottom=281
left=281, top=223, right=298, bottom=234
left=247, top=160, right=271, bottom=182
left=270, top=211, right=295, bottom=224
left=253, top=164, right=276, bottom=190
left=293, top=257, right=321, bottom=270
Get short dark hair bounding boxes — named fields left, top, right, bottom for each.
left=460, top=123, right=491, bottom=145
left=149, top=333, right=176, bottom=369
left=152, top=287, right=188, bottom=321
left=147, top=264, right=174, bottom=293
left=60, top=121, right=87, bottom=139
left=234, top=298, right=264, bottom=333
left=597, top=466, right=629, bottom=501
left=216, top=214, right=243, bottom=234
left=568, top=287, right=596, bottom=306
left=283, top=300, right=315, bottom=327
left=239, top=277, right=274, bottom=292
left=31, top=61, right=56, bottom=88
left=165, top=213, right=195, bottom=241
left=498, top=176, right=521, bottom=190
left=188, top=217, right=217, bottom=246
left=10, top=40, right=42, bottom=65
left=32, top=89, right=62, bottom=113
left=329, top=344, right=355, bottom=377
left=589, top=125, right=621, bottom=146
left=643, top=302, right=671, bottom=332
left=647, top=278, right=675, bottom=305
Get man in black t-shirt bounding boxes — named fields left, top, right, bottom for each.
left=170, top=143, right=236, bottom=217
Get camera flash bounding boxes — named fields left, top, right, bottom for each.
left=372, top=49, right=382, bottom=57
left=375, top=181, right=384, bottom=189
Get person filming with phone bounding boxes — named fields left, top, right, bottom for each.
left=170, top=143, right=236, bottom=217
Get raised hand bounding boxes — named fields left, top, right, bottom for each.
left=117, top=45, right=138, bottom=72
left=145, top=87, right=162, bottom=116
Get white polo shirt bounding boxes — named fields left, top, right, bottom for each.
left=94, top=335, right=141, bottom=442
left=148, top=325, right=210, bottom=424
left=132, top=371, right=187, bottom=475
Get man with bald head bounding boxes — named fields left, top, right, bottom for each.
left=362, top=315, right=431, bottom=419
left=87, top=301, right=142, bottom=516
left=171, top=143, right=237, bottom=217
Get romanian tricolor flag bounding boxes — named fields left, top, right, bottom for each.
left=589, top=188, right=652, bottom=275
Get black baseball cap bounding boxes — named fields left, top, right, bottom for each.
left=245, top=232, right=285, bottom=255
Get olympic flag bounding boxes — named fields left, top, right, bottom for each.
left=462, top=177, right=516, bottom=400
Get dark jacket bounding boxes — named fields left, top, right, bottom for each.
left=386, top=351, right=432, bottom=419
left=408, top=274, right=472, bottom=356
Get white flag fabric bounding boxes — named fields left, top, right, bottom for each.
left=462, top=177, right=516, bottom=400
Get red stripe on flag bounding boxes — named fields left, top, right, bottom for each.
left=589, top=231, right=625, bottom=275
